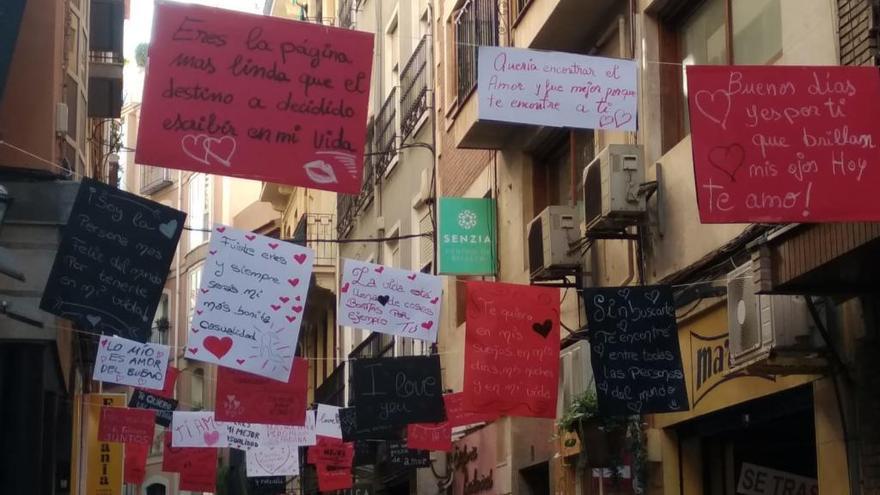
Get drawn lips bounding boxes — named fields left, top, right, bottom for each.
left=303, top=160, right=338, bottom=184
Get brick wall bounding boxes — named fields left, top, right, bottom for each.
left=838, top=0, right=877, bottom=66
left=437, top=122, right=493, bottom=196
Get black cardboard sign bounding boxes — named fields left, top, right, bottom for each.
left=248, top=476, right=286, bottom=495
left=388, top=440, right=430, bottom=469
left=351, top=355, right=445, bottom=429
left=40, top=178, right=185, bottom=342
left=337, top=484, right=374, bottom=495
left=339, top=407, right=398, bottom=442
left=582, top=285, right=689, bottom=416
left=128, top=388, right=178, bottom=427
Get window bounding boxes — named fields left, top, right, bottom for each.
left=188, top=174, right=211, bottom=249
left=664, top=0, right=782, bottom=147
left=191, top=368, right=205, bottom=409
left=188, top=264, right=203, bottom=326
left=453, top=0, right=499, bottom=103
left=151, top=293, right=170, bottom=346
left=384, top=227, right=401, bottom=267
left=385, top=14, right=400, bottom=89
left=531, top=131, right=594, bottom=217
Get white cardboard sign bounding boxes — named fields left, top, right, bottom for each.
left=246, top=444, right=300, bottom=477
left=171, top=411, right=229, bottom=448
left=92, top=335, right=169, bottom=390
left=737, top=462, right=817, bottom=495
left=315, top=404, right=342, bottom=439
left=338, top=259, right=442, bottom=342
left=478, top=46, right=638, bottom=131
left=184, top=225, right=315, bottom=381
left=225, top=412, right=317, bottom=451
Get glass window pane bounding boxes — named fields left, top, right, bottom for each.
left=732, top=0, right=782, bottom=64
left=680, top=0, right=727, bottom=135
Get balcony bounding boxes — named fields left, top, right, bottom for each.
left=510, top=0, right=620, bottom=52
left=400, top=36, right=429, bottom=139
left=338, top=0, right=355, bottom=29
left=337, top=120, right=376, bottom=237
left=140, top=166, right=173, bottom=195
left=315, top=362, right=345, bottom=407
left=290, top=213, right=336, bottom=266
left=373, top=88, right=397, bottom=178
left=88, top=0, right=124, bottom=118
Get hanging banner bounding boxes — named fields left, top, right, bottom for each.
left=85, top=394, right=124, bottom=495
left=171, top=411, right=229, bottom=447
left=581, top=285, right=688, bottom=416
left=40, top=177, right=185, bottom=342
left=478, top=46, right=638, bottom=131
left=123, top=442, right=149, bottom=485
left=351, top=355, right=445, bottom=428
left=388, top=440, right=430, bottom=468
left=407, top=422, right=452, bottom=452
left=215, top=357, right=308, bottom=425
left=438, top=197, right=496, bottom=275
left=185, top=225, right=314, bottom=381
left=178, top=447, right=218, bottom=492
left=316, top=465, right=354, bottom=491
left=307, top=435, right=354, bottom=467
left=338, top=259, right=443, bottom=343
left=246, top=445, right=301, bottom=477
left=162, top=430, right=217, bottom=475
left=128, top=389, right=177, bottom=427
left=98, top=407, right=156, bottom=445
left=225, top=412, right=317, bottom=451
left=315, top=403, right=343, bottom=439
left=151, top=365, right=180, bottom=399
left=249, top=476, right=287, bottom=495
left=338, top=407, right=398, bottom=441
left=452, top=423, right=497, bottom=495
left=687, top=65, right=880, bottom=223
left=136, top=1, right=374, bottom=194
left=443, top=392, right=498, bottom=427
left=92, top=335, right=169, bottom=390
left=463, top=281, right=560, bottom=418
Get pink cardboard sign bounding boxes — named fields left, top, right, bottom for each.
left=136, top=1, right=374, bottom=193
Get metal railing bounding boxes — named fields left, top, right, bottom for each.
left=337, top=119, right=375, bottom=237
left=338, top=0, right=355, bottom=29
left=400, top=36, right=429, bottom=139
left=291, top=213, right=336, bottom=265
left=374, top=88, right=397, bottom=177
left=315, top=362, right=346, bottom=407
left=455, top=0, right=499, bottom=102
left=140, top=166, right=172, bottom=195
left=89, top=50, right=124, bottom=64
left=511, top=0, right=532, bottom=22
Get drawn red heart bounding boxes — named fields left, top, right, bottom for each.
left=268, top=242, right=279, bottom=249
left=236, top=359, right=245, bottom=365
left=188, top=347, right=198, bottom=354
left=430, top=297, right=439, bottom=304
left=694, top=89, right=731, bottom=129
left=203, top=430, right=220, bottom=446
left=421, top=321, right=434, bottom=330
left=196, top=309, right=203, bottom=315
left=100, top=339, right=108, bottom=347
left=216, top=226, right=226, bottom=233
left=286, top=315, right=297, bottom=323
left=204, top=136, right=236, bottom=167
left=374, top=266, right=385, bottom=274
left=708, top=143, right=745, bottom=182
left=270, top=304, right=281, bottom=311
left=209, top=250, right=217, bottom=255
left=279, top=296, right=290, bottom=303
left=613, top=109, right=633, bottom=128
left=295, top=296, right=301, bottom=301
left=407, top=273, right=417, bottom=280
left=203, top=336, right=233, bottom=359
left=340, top=282, right=350, bottom=293
left=292, top=305, right=303, bottom=313
left=288, top=278, right=300, bottom=287
left=201, top=289, right=209, bottom=294
left=245, top=234, right=256, bottom=241
left=293, top=253, right=308, bottom=264
left=191, top=327, right=199, bottom=334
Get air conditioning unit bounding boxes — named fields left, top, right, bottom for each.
left=527, top=205, right=580, bottom=279
left=558, top=340, right=593, bottom=415
left=583, top=144, right=646, bottom=233
left=727, top=262, right=827, bottom=374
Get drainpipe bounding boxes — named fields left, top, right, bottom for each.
left=174, top=169, right=182, bottom=374
left=428, top=0, right=438, bottom=275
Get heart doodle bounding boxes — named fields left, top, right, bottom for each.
left=694, top=89, right=731, bottom=129
left=201, top=288, right=209, bottom=294
left=245, top=234, right=256, bottom=241
left=593, top=343, right=605, bottom=356
left=203, top=336, right=233, bottom=359
left=617, top=288, right=630, bottom=299
left=295, top=296, right=301, bottom=301
left=292, top=305, right=303, bottom=313
left=86, top=315, right=101, bottom=327
left=158, top=219, right=178, bottom=239
left=430, top=297, right=439, bottom=304
left=191, top=327, right=199, bottom=334
left=216, top=226, right=226, bottom=233
left=279, top=296, right=290, bottom=303
left=340, top=282, right=350, bottom=293
left=203, top=136, right=236, bottom=167
left=616, top=319, right=628, bottom=332
left=254, top=446, right=293, bottom=474
left=268, top=242, right=279, bottom=249
left=644, top=289, right=660, bottom=305
left=531, top=319, right=553, bottom=338
left=209, top=250, right=217, bottom=255
left=407, top=273, right=417, bottom=280
left=288, top=278, right=300, bottom=287
left=293, top=253, right=307, bottom=265
left=188, top=347, right=199, bottom=354
left=708, top=143, right=745, bottom=182
left=236, top=358, right=246, bottom=365
left=374, top=266, right=385, bottom=274
left=599, top=113, right=615, bottom=128
left=196, top=309, right=203, bottom=315
left=376, top=295, right=390, bottom=306
left=181, top=135, right=210, bottom=164
left=421, top=321, right=434, bottom=330
left=203, top=430, right=221, bottom=446
left=100, top=338, right=108, bottom=347
left=613, top=109, right=633, bottom=128
left=286, top=315, right=297, bottom=323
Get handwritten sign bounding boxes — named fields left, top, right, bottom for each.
left=388, top=440, right=430, bottom=468
left=216, top=357, right=308, bottom=425
left=338, top=259, right=443, bottom=343
left=225, top=412, right=317, bottom=451
left=178, top=447, right=218, bottom=492
left=452, top=423, right=497, bottom=495
left=162, top=430, right=216, bottom=474
left=351, top=355, right=445, bottom=428
left=40, top=177, right=185, bottom=342
left=152, top=365, right=180, bottom=399
left=316, top=403, right=342, bottom=439
left=93, top=335, right=169, bottom=390
left=249, top=476, right=286, bottom=495
left=225, top=422, right=265, bottom=451
left=246, top=444, right=300, bottom=477
left=136, top=1, right=373, bottom=193
left=582, top=285, right=688, bottom=416
left=317, top=465, right=354, bottom=491
left=308, top=435, right=354, bottom=466
left=128, top=389, right=178, bottom=427
left=123, top=442, right=149, bottom=485
left=477, top=46, right=637, bottom=131
left=185, top=225, right=314, bottom=381
left=338, top=407, right=398, bottom=441
left=687, top=65, right=880, bottom=223
left=443, top=392, right=498, bottom=427
left=98, top=407, right=156, bottom=445
left=463, top=281, right=560, bottom=418
left=172, top=411, right=229, bottom=447
left=407, top=422, right=452, bottom=452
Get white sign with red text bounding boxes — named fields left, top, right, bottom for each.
left=337, top=259, right=442, bottom=343
left=478, top=46, right=638, bottom=131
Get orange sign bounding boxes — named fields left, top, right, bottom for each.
left=85, top=394, right=124, bottom=495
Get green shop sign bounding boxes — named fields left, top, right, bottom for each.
left=438, top=197, right=496, bottom=275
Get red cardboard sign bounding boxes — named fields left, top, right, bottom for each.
left=153, top=365, right=180, bottom=399
left=687, top=65, right=880, bottom=223
left=317, top=465, right=353, bottom=492
left=216, top=358, right=308, bottom=425
left=308, top=435, right=354, bottom=467
left=463, top=281, right=560, bottom=418
left=98, top=407, right=156, bottom=445
left=136, top=1, right=374, bottom=194
left=443, top=392, right=498, bottom=427
left=124, top=442, right=149, bottom=484
left=178, top=447, right=218, bottom=492
left=407, top=422, right=452, bottom=452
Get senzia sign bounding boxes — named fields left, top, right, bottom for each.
left=438, top=198, right=496, bottom=275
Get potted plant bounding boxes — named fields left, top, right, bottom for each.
left=558, top=389, right=628, bottom=468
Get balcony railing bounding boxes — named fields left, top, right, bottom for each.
left=400, top=36, right=429, bottom=139
left=337, top=120, right=375, bottom=237
left=140, top=166, right=173, bottom=195
left=338, top=0, right=355, bottom=29
left=374, top=88, right=397, bottom=177
left=455, top=0, right=499, bottom=103
left=315, top=362, right=346, bottom=407
left=290, top=213, right=336, bottom=265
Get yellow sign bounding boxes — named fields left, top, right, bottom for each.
left=85, top=393, right=124, bottom=495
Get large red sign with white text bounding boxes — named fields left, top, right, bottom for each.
left=136, top=1, right=374, bottom=193
left=687, top=65, right=880, bottom=223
